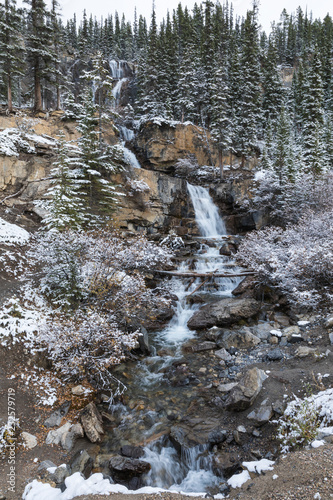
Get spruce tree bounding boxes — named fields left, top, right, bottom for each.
left=0, top=0, right=25, bottom=112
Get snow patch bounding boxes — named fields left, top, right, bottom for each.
left=0, top=218, right=30, bottom=245
left=227, top=470, right=251, bottom=488
left=242, top=459, right=275, bottom=473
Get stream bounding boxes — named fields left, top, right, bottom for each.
left=100, top=183, right=243, bottom=494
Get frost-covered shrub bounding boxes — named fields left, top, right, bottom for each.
left=0, top=417, right=20, bottom=454
left=237, top=210, right=333, bottom=309
left=160, top=230, right=185, bottom=249
left=39, top=311, right=138, bottom=389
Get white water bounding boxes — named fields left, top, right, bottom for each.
left=187, top=183, right=226, bottom=238
left=120, top=126, right=135, bottom=142
left=123, top=146, right=141, bottom=169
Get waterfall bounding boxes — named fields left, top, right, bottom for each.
left=120, top=126, right=135, bottom=142
left=187, top=183, right=226, bottom=238
left=123, top=146, right=141, bottom=169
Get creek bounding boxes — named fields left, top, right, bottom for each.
left=100, top=183, right=243, bottom=493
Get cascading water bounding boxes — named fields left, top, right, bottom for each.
left=102, top=183, right=242, bottom=494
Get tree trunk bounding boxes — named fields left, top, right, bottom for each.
left=219, top=149, right=224, bottom=180
left=7, top=74, right=12, bottom=113
left=34, top=58, right=43, bottom=112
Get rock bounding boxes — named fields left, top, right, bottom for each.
left=21, top=432, right=37, bottom=449
left=213, top=451, right=242, bottom=478
left=282, top=325, right=301, bottom=339
left=273, top=313, right=290, bottom=327
left=289, top=334, right=304, bottom=344
left=329, top=333, right=333, bottom=345
left=208, top=429, right=228, bottom=445
left=190, top=341, right=217, bottom=353
left=138, top=329, right=150, bottom=354
left=251, top=322, right=273, bottom=340
left=272, top=400, right=286, bottom=415
left=120, top=445, right=145, bottom=459
left=219, top=242, right=235, bottom=256
left=52, top=465, right=71, bottom=485
left=231, top=276, right=256, bottom=297
left=215, top=348, right=232, bottom=361
left=69, top=449, right=93, bottom=478
left=217, top=382, right=238, bottom=394
left=325, top=316, right=333, bottom=329
left=71, top=385, right=87, bottom=396
left=247, top=399, right=274, bottom=426
left=252, top=429, right=261, bottom=437
left=266, top=348, right=284, bottom=361
left=237, top=425, right=247, bottom=433
left=44, top=401, right=71, bottom=428
left=226, top=368, right=268, bottom=411
left=80, top=402, right=104, bottom=443
left=46, top=422, right=84, bottom=451
left=220, top=329, right=261, bottom=349
left=188, top=298, right=261, bottom=330
left=109, top=456, right=151, bottom=475
left=295, top=346, right=318, bottom=358
left=37, top=460, right=57, bottom=472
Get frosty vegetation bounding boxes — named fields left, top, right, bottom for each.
left=23, top=229, right=174, bottom=390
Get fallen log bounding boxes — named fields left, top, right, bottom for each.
left=155, top=270, right=255, bottom=278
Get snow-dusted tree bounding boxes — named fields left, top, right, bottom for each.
left=76, top=88, right=123, bottom=224
left=0, top=0, right=25, bottom=112
left=25, top=0, right=55, bottom=111
left=274, top=104, right=296, bottom=183
left=35, top=134, right=87, bottom=231
left=262, top=37, right=284, bottom=122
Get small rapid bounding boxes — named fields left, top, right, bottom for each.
left=102, top=183, right=242, bottom=494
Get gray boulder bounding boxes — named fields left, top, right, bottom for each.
left=70, top=449, right=93, bottom=478
left=187, top=298, right=261, bottom=330
left=226, top=367, right=268, bottom=411
left=220, top=328, right=261, bottom=349
left=109, top=456, right=151, bottom=475
left=247, top=399, right=274, bottom=425
left=46, top=422, right=84, bottom=451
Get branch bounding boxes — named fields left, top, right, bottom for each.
left=155, top=270, right=255, bottom=278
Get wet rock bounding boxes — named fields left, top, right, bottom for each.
left=205, top=326, right=224, bottom=342
left=220, top=329, right=261, bottom=349
left=213, top=451, right=242, bottom=478
left=208, top=429, right=228, bottom=445
left=215, top=348, right=232, bottom=361
left=247, top=399, right=274, bottom=426
left=46, top=422, right=84, bottom=451
left=170, top=417, right=223, bottom=451
left=120, top=445, right=145, bottom=459
left=109, top=456, right=151, bottom=475
left=219, top=242, right=235, bottom=256
left=44, top=401, right=71, bottom=428
left=187, top=298, right=261, bottom=330
left=138, top=329, right=150, bottom=354
left=225, top=368, right=268, bottom=411
left=265, top=348, right=284, bottom=361
left=21, top=432, right=37, bottom=449
left=80, top=402, right=104, bottom=443
left=69, top=449, right=93, bottom=478
left=189, top=341, right=217, bottom=353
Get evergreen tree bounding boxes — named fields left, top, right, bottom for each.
left=37, top=134, right=87, bottom=231
left=262, top=37, right=284, bottom=122
left=0, top=0, right=25, bottom=112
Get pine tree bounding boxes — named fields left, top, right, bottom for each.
left=25, top=0, right=56, bottom=112
left=37, top=134, right=87, bottom=231
left=262, top=37, right=284, bottom=122
left=274, top=105, right=296, bottom=183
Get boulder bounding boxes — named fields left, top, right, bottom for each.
left=217, top=382, right=238, bottom=394
left=265, top=348, right=284, bottom=361
left=187, top=298, right=261, bottom=330
left=231, top=277, right=256, bottom=297
left=188, top=341, right=217, bottom=353
left=46, top=422, right=84, bottom=451
left=80, top=402, right=104, bottom=443
left=325, top=316, right=333, bottom=329
left=215, top=348, right=232, bottom=361
left=247, top=399, right=274, bottom=426
left=226, top=368, right=268, bottom=411
left=295, top=346, right=318, bottom=358
left=120, top=445, right=145, bottom=459
left=282, top=326, right=301, bottom=339
left=251, top=322, right=273, bottom=340
left=109, top=456, right=151, bottom=475
left=69, top=450, right=93, bottom=478
left=220, top=328, right=261, bottom=349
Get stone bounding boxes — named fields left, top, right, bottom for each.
left=295, top=346, right=318, bottom=358
left=215, top=348, right=232, bottom=361
left=208, top=429, right=228, bottom=445
left=21, top=432, right=37, bottom=449
left=120, top=445, right=145, bottom=459
left=231, top=276, right=255, bottom=297
left=273, top=313, right=290, bottom=327
left=289, top=334, right=304, bottom=344
left=109, top=456, right=151, bottom=475
left=71, top=385, right=87, bottom=396
left=282, top=326, right=301, bottom=339
left=237, top=425, right=247, bottom=433
left=80, top=402, right=104, bottom=443
left=44, top=401, right=71, bottom=428
left=329, top=333, right=333, bottom=345
left=325, top=317, right=333, bottom=329
left=219, top=242, right=235, bottom=256
left=217, top=382, right=238, bottom=394
left=37, top=460, right=56, bottom=473
left=266, top=348, right=284, bottom=361
left=187, top=298, right=261, bottom=330
left=220, top=329, right=261, bottom=349
left=226, top=368, right=268, bottom=411
left=138, top=330, right=150, bottom=354
left=213, top=451, right=242, bottom=478
left=247, top=399, right=274, bottom=426
left=69, top=450, right=93, bottom=478
left=46, top=422, right=84, bottom=451
left=191, top=341, right=217, bottom=353
left=52, top=465, right=70, bottom=485
left=251, top=322, right=273, bottom=340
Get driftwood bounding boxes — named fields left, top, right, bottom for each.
left=156, top=270, right=255, bottom=278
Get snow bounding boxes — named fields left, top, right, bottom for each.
left=0, top=218, right=30, bottom=245
left=298, top=320, right=310, bottom=326
left=254, top=169, right=267, bottom=181
left=227, top=470, right=251, bottom=488
left=242, top=459, right=275, bottom=473
left=311, top=440, right=325, bottom=448
left=273, top=474, right=279, bottom=479
left=270, top=329, right=282, bottom=337
left=23, top=473, right=209, bottom=499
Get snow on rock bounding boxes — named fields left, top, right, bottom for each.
left=227, top=470, right=251, bottom=488
left=0, top=218, right=30, bottom=245
left=311, top=440, right=325, bottom=448
left=242, top=459, right=275, bottom=473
